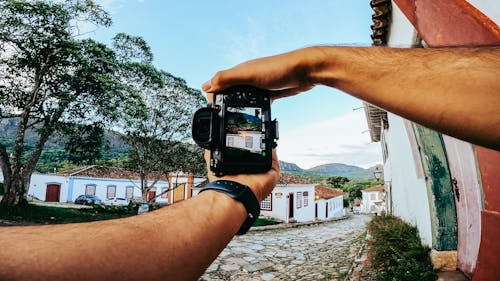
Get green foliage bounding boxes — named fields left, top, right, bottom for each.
left=63, top=124, right=106, bottom=165
left=367, top=215, right=438, bottom=281
left=0, top=0, right=145, bottom=206
left=91, top=201, right=138, bottom=215
left=252, top=217, right=281, bottom=227
left=344, top=180, right=378, bottom=202
left=0, top=0, right=204, bottom=206
left=285, top=172, right=330, bottom=184
left=326, top=176, right=350, bottom=189
left=0, top=204, right=133, bottom=224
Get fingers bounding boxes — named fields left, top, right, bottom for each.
left=202, top=67, right=256, bottom=94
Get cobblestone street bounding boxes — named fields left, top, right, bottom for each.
left=200, top=215, right=372, bottom=281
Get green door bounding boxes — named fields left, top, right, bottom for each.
left=413, top=123, right=457, bottom=251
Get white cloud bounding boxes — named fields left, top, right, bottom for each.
left=277, top=110, right=382, bottom=169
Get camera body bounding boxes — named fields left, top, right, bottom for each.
left=192, top=85, right=278, bottom=176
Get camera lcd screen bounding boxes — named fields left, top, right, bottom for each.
left=224, top=106, right=266, bottom=162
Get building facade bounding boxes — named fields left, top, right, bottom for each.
left=365, top=0, right=500, bottom=279
left=0, top=166, right=205, bottom=204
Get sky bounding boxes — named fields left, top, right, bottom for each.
left=90, top=0, right=382, bottom=169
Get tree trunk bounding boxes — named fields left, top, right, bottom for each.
left=0, top=173, right=29, bottom=207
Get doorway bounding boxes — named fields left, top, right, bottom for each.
left=46, top=184, right=61, bottom=202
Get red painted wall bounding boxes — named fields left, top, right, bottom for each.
left=392, top=1, right=500, bottom=280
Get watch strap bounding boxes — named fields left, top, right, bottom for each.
left=200, top=180, right=260, bottom=235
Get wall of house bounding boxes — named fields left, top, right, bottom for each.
left=260, top=184, right=315, bottom=223
left=388, top=2, right=500, bottom=276
left=69, top=177, right=163, bottom=203
left=361, top=191, right=383, bottom=214
left=28, top=174, right=69, bottom=202
left=315, top=196, right=344, bottom=220
left=383, top=113, right=433, bottom=247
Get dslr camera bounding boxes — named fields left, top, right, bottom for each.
left=192, top=85, right=279, bottom=176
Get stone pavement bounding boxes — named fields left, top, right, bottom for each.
left=200, top=215, right=372, bottom=281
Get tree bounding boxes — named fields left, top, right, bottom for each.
left=343, top=180, right=378, bottom=203
left=63, top=124, right=107, bottom=165
left=126, top=75, right=205, bottom=202
left=112, top=35, right=206, bottom=202
left=0, top=1, right=140, bottom=207
left=326, top=176, right=350, bottom=189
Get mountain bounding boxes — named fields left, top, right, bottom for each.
left=279, top=161, right=304, bottom=173
left=308, top=163, right=364, bottom=174
left=279, top=160, right=374, bottom=179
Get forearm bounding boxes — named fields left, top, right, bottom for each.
left=307, top=46, right=500, bottom=149
left=0, top=191, right=246, bottom=281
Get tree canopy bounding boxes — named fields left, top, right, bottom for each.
left=0, top=0, right=205, bottom=206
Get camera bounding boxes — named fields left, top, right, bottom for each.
left=192, top=85, right=279, bottom=176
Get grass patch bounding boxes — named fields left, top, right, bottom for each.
left=252, top=217, right=280, bottom=227
left=0, top=204, right=135, bottom=224
left=367, top=215, right=438, bottom=281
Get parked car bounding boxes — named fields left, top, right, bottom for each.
left=74, top=195, right=103, bottom=205
left=104, top=197, right=130, bottom=206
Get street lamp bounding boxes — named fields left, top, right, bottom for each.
left=373, top=167, right=383, bottom=182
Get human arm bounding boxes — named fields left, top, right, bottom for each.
left=0, top=151, right=279, bottom=281
left=202, top=46, right=500, bottom=150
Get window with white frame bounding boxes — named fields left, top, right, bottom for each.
left=85, top=184, right=96, bottom=196
left=370, top=193, right=376, bottom=200
left=125, top=186, right=134, bottom=199
left=303, top=191, right=309, bottom=207
left=106, top=185, right=116, bottom=199
left=297, top=192, right=302, bottom=209
left=260, top=194, right=272, bottom=211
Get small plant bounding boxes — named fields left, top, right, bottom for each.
left=367, top=215, right=438, bottom=281
left=252, top=217, right=280, bottom=227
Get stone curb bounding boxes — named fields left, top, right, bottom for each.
left=249, top=213, right=353, bottom=232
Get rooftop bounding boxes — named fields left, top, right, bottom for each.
left=314, top=185, right=344, bottom=200
left=54, top=165, right=194, bottom=181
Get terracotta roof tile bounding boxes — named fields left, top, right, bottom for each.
left=279, top=173, right=312, bottom=185
left=314, top=185, right=344, bottom=200
left=54, top=165, right=170, bottom=181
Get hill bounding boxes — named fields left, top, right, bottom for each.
left=279, top=160, right=374, bottom=179
left=279, top=161, right=304, bottom=173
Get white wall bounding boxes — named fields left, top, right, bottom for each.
left=381, top=3, right=435, bottom=247
left=361, top=191, right=384, bottom=214
left=29, top=174, right=69, bottom=201
left=69, top=177, right=150, bottom=203
left=316, top=196, right=344, bottom=220
left=383, top=113, right=433, bottom=247
left=260, top=184, right=315, bottom=223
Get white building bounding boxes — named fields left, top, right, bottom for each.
left=259, top=184, right=316, bottom=223
left=314, top=185, right=345, bottom=220
left=0, top=166, right=205, bottom=204
left=258, top=184, right=345, bottom=223
left=360, top=185, right=385, bottom=215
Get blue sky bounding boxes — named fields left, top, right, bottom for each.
left=91, top=0, right=382, bottom=169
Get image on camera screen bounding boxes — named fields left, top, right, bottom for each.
left=225, top=107, right=265, bottom=159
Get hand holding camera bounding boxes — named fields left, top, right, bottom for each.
left=192, top=85, right=279, bottom=176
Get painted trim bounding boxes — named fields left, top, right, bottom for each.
left=45, top=181, right=63, bottom=185
left=404, top=119, right=424, bottom=179
left=67, top=178, right=74, bottom=202
left=394, top=0, right=500, bottom=46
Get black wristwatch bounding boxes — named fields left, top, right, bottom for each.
left=199, top=180, right=260, bottom=235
